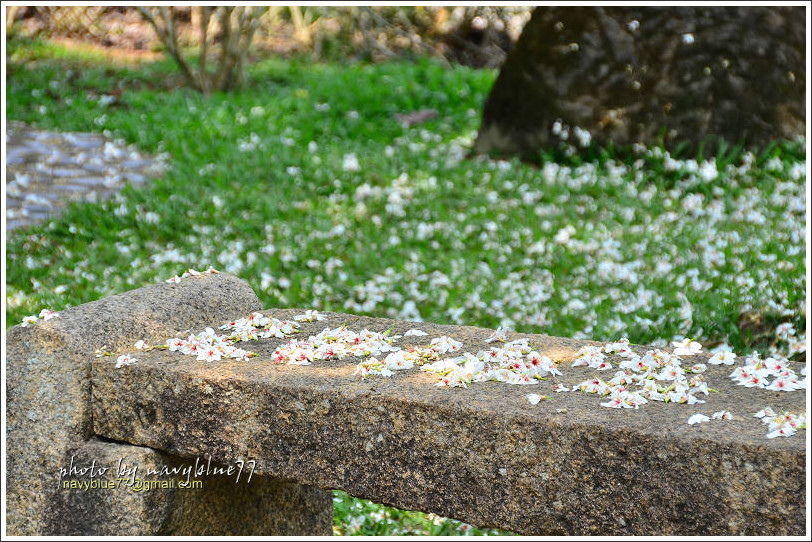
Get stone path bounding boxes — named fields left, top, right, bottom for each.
left=5, top=121, right=167, bottom=231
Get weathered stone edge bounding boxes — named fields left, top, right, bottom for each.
left=5, top=273, right=262, bottom=535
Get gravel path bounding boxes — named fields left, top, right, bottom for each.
left=5, top=121, right=167, bottom=231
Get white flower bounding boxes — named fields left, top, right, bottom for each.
left=294, top=310, right=327, bottom=322
left=115, top=354, right=138, bottom=369
left=165, top=275, right=182, bottom=283
left=765, top=377, right=803, bottom=392
left=672, top=338, right=702, bottom=356
left=775, top=322, right=796, bottom=340
left=342, top=153, right=360, bottom=172
left=485, top=327, right=508, bottom=343
left=708, top=350, right=736, bottom=365
left=430, top=336, right=463, bottom=354
left=38, top=309, right=60, bottom=320
left=134, top=340, right=149, bottom=350
left=526, top=393, right=544, bottom=405
left=712, top=410, right=733, bottom=420
left=687, top=413, right=710, bottom=425
left=753, top=407, right=776, bottom=419
left=383, top=351, right=414, bottom=371
left=404, top=328, right=428, bottom=337
left=20, top=315, right=38, bottom=327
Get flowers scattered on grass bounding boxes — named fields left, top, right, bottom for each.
left=20, top=308, right=60, bottom=327
left=773, top=322, right=807, bottom=358
left=342, top=153, right=360, bottom=172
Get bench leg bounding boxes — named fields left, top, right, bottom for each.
left=51, top=438, right=333, bottom=535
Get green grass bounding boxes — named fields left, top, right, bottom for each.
left=5, top=37, right=807, bottom=535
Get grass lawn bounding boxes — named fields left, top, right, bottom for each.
left=5, top=36, right=807, bottom=535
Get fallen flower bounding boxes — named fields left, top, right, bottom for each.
left=20, top=315, right=38, bottom=327
left=673, top=338, right=702, bottom=356
left=687, top=413, right=710, bottom=425
left=115, top=354, right=138, bottom=369
left=526, top=393, right=551, bottom=405
left=708, top=350, right=736, bottom=365
left=294, top=309, right=327, bottom=322
left=485, top=327, right=509, bottom=343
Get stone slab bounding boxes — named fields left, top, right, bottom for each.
left=92, top=309, right=806, bottom=535
left=5, top=273, right=262, bottom=535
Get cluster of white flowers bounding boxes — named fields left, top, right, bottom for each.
left=20, top=308, right=60, bottom=327
left=272, top=325, right=401, bottom=366
left=164, top=267, right=220, bottom=284
left=773, top=322, right=807, bottom=358
left=219, top=311, right=302, bottom=341
left=165, top=326, right=255, bottom=363
left=570, top=338, right=710, bottom=409
left=754, top=407, right=806, bottom=438
left=421, top=338, right=561, bottom=388
left=352, top=173, right=428, bottom=219
left=355, top=351, right=415, bottom=379
left=126, top=311, right=301, bottom=366
left=729, top=352, right=806, bottom=391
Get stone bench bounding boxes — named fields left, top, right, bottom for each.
left=6, top=273, right=805, bottom=535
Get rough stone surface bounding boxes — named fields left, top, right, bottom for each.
left=5, top=273, right=261, bottom=535
left=53, top=438, right=332, bottom=536
left=475, top=6, right=806, bottom=160
left=93, top=309, right=806, bottom=535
